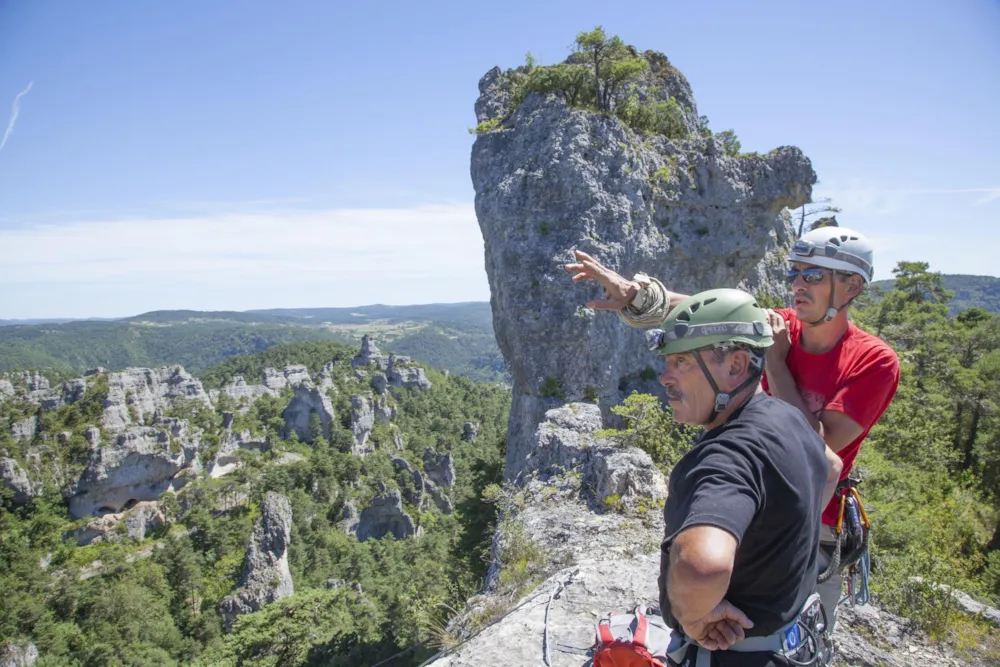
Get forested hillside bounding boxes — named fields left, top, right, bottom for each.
left=0, top=303, right=507, bottom=384
left=2, top=262, right=999, bottom=665
left=872, top=273, right=1000, bottom=315
left=0, top=343, right=510, bottom=665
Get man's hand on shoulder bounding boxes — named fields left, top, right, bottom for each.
left=765, top=309, right=791, bottom=365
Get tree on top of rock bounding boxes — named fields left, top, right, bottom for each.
left=572, top=26, right=648, bottom=112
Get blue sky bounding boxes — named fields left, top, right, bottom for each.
left=0, top=0, right=997, bottom=319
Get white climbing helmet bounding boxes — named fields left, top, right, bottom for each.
left=789, top=227, right=874, bottom=284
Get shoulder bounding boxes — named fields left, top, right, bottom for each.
left=846, top=325, right=900, bottom=373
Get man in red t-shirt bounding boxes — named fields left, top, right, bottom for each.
left=565, top=225, right=900, bottom=635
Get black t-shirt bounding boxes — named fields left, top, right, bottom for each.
left=658, top=391, right=828, bottom=642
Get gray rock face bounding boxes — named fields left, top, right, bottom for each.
left=387, top=354, right=432, bottom=391
left=356, top=489, right=420, bottom=542
left=281, top=382, right=334, bottom=443
left=392, top=457, right=425, bottom=507
left=350, top=395, right=375, bottom=456
left=1, top=457, right=36, bottom=505
left=338, top=500, right=360, bottom=536
left=352, top=334, right=388, bottom=370
left=462, top=421, right=479, bottom=442
left=512, top=403, right=603, bottom=483
left=371, top=372, right=388, bottom=395
left=0, top=641, right=38, bottom=667
left=219, top=492, right=294, bottom=632
left=585, top=446, right=667, bottom=507
left=262, top=365, right=310, bottom=393
left=68, top=500, right=166, bottom=546
left=426, top=403, right=978, bottom=667
left=471, top=59, right=815, bottom=480
left=209, top=375, right=275, bottom=404
left=34, top=377, right=88, bottom=411
left=374, top=396, right=395, bottom=424
left=102, top=366, right=212, bottom=431
left=0, top=378, right=14, bottom=399
left=209, top=428, right=270, bottom=478
left=423, top=448, right=455, bottom=488
left=68, top=423, right=200, bottom=518
left=10, top=416, right=36, bottom=442
left=425, top=480, right=454, bottom=515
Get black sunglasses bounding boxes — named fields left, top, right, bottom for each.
left=785, top=267, right=826, bottom=284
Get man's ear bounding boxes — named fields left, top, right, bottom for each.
left=729, top=349, right=750, bottom=379
left=845, top=273, right=863, bottom=298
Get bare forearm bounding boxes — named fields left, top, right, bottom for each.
left=667, top=546, right=731, bottom=625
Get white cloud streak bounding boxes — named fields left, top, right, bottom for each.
left=0, top=203, right=491, bottom=318
left=808, top=182, right=1000, bottom=215
left=0, top=81, right=34, bottom=152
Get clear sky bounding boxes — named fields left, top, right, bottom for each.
left=1, top=0, right=997, bottom=319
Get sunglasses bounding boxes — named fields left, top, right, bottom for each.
left=785, top=267, right=827, bottom=284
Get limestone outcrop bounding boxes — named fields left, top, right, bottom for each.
left=352, top=334, right=388, bottom=370
left=356, top=489, right=420, bottom=542
left=387, top=354, right=432, bottom=391
left=0, top=641, right=38, bottom=667
left=10, top=417, right=36, bottom=442
left=281, top=381, right=334, bottom=443
left=209, top=375, right=274, bottom=404
left=470, top=54, right=815, bottom=480
left=68, top=500, right=166, bottom=546
left=423, top=448, right=455, bottom=488
left=219, top=492, right=294, bottom=632
left=209, top=427, right=270, bottom=478
left=1, top=457, right=36, bottom=505
left=101, top=366, right=212, bottom=431
left=67, top=422, right=201, bottom=518
left=350, top=395, right=375, bottom=455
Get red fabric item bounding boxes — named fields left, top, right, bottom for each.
left=593, top=644, right=665, bottom=667
left=762, top=308, right=900, bottom=526
left=632, top=610, right=648, bottom=648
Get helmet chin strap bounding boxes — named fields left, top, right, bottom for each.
left=806, top=271, right=849, bottom=327
left=693, top=351, right=761, bottom=414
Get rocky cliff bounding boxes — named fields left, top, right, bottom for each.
left=470, top=53, right=816, bottom=480
left=431, top=42, right=993, bottom=667
left=425, top=405, right=991, bottom=667
left=219, top=491, right=295, bottom=632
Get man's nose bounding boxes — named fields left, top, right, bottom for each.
left=659, top=367, right=674, bottom=387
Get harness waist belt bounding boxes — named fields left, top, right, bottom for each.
left=667, top=593, right=824, bottom=667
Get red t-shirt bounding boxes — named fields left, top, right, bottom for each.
left=761, top=308, right=900, bottom=526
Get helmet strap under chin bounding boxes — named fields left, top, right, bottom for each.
left=694, top=350, right=760, bottom=413
left=806, top=271, right=848, bottom=327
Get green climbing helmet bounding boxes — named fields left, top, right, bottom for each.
left=646, top=288, right=774, bottom=413
left=645, top=288, right=774, bottom=356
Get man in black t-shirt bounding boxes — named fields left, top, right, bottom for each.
left=641, top=289, right=831, bottom=666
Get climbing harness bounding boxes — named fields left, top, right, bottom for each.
left=817, top=477, right=871, bottom=607
left=556, top=595, right=833, bottom=667
left=666, top=594, right=832, bottom=667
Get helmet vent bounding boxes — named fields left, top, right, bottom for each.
left=703, top=297, right=717, bottom=305
left=677, top=311, right=691, bottom=322
left=689, top=303, right=700, bottom=313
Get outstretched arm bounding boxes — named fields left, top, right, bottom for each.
left=564, top=249, right=688, bottom=327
